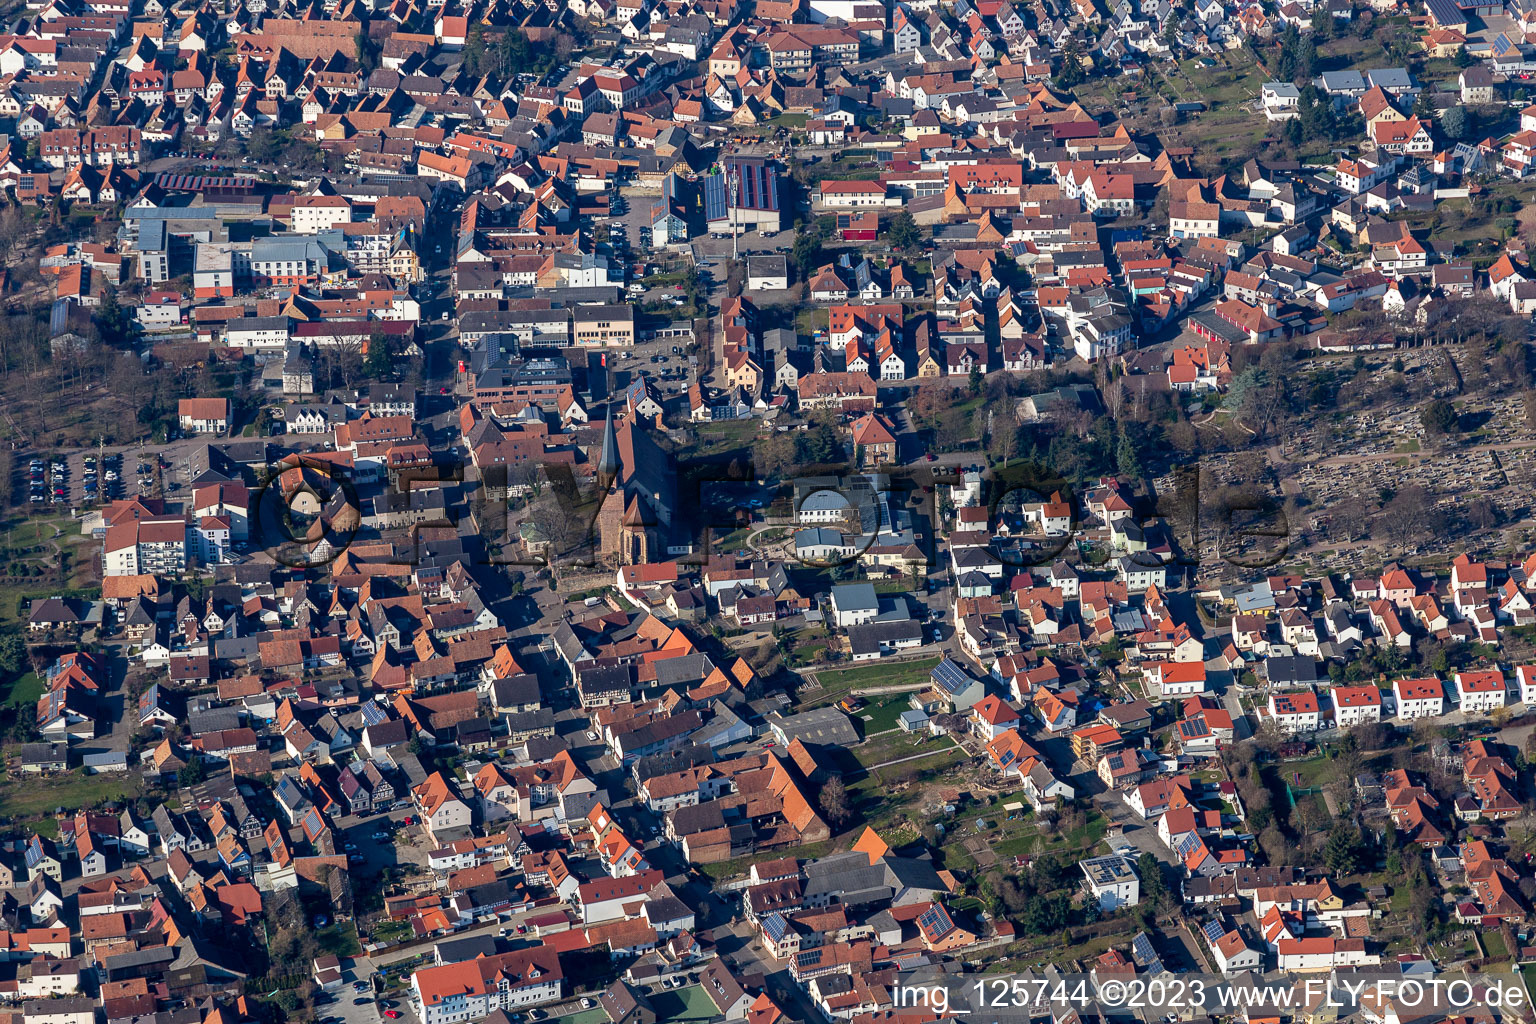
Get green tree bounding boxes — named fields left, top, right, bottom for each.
left=1296, top=35, right=1317, bottom=78
left=95, top=286, right=133, bottom=347
left=1310, top=8, right=1333, bottom=38
left=1098, top=636, right=1124, bottom=663
left=178, top=757, right=207, bottom=788
left=1441, top=105, right=1468, bottom=140
left=1138, top=852, right=1166, bottom=905
left=1116, top=429, right=1141, bottom=480
left=0, top=635, right=24, bottom=677
left=1276, top=25, right=1300, bottom=79
left=1323, top=824, right=1362, bottom=876
left=887, top=210, right=920, bottom=251
left=1055, top=37, right=1086, bottom=88
left=356, top=31, right=379, bottom=73
left=791, top=233, right=824, bottom=277
left=461, top=24, right=487, bottom=76
left=1420, top=398, right=1459, bottom=434
left=364, top=331, right=396, bottom=380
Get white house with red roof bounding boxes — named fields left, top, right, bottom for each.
left=1489, top=252, right=1530, bottom=301
left=1144, top=660, right=1206, bottom=698
left=1500, top=579, right=1534, bottom=626
left=1330, top=685, right=1382, bottom=728
left=1368, top=600, right=1411, bottom=649
left=1210, top=928, right=1263, bottom=974
left=1456, top=670, right=1507, bottom=715
left=1517, top=666, right=1536, bottom=706
left=1451, top=552, right=1488, bottom=595
left=1268, top=691, right=1320, bottom=734
left=1175, top=701, right=1234, bottom=756
left=1032, top=687, right=1076, bottom=733
left=970, top=694, right=1020, bottom=741
left=1393, top=677, right=1444, bottom=720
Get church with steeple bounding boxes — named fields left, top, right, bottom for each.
left=594, top=406, right=676, bottom=565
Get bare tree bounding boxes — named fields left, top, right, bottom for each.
left=1381, top=485, right=1432, bottom=550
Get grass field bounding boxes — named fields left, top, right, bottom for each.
left=0, top=767, right=141, bottom=823
left=1483, top=929, right=1510, bottom=961
left=0, top=585, right=101, bottom=633
left=848, top=748, right=968, bottom=818
left=316, top=922, right=362, bottom=957
left=858, top=693, right=912, bottom=734
left=649, top=986, right=721, bottom=1022
left=1277, top=752, right=1348, bottom=791
left=549, top=1010, right=608, bottom=1024
left=852, top=730, right=930, bottom=768
left=814, top=656, right=941, bottom=698
left=700, top=839, right=834, bottom=880
left=0, top=673, right=42, bottom=708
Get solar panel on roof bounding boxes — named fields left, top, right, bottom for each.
left=1131, top=932, right=1159, bottom=964
left=917, top=903, right=952, bottom=938
left=932, top=658, right=973, bottom=695
left=1202, top=919, right=1226, bottom=944
left=795, top=950, right=822, bottom=967
left=760, top=913, right=787, bottom=942
left=1175, top=832, right=1203, bottom=859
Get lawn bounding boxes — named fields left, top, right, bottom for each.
left=795, top=307, right=830, bottom=336
left=858, top=693, right=912, bottom=734
left=0, top=673, right=42, bottom=708
left=549, top=1010, right=608, bottom=1024
left=1121, top=52, right=1270, bottom=173
left=0, top=768, right=141, bottom=823
left=316, top=922, right=362, bottom=958
left=814, top=656, right=941, bottom=699
left=1280, top=752, right=1348, bottom=791
left=785, top=636, right=829, bottom=669
left=2, top=586, right=101, bottom=633
left=851, top=730, right=930, bottom=768
left=714, top=527, right=751, bottom=552
left=368, top=919, right=412, bottom=945
left=1047, top=810, right=1109, bottom=853
left=693, top=419, right=760, bottom=458
left=649, top=986, right=720, bottom=1022
left=700, top=840, right=834, bottom=880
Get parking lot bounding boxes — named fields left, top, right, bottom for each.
left=17, top=432, right=253, bottom=514
left=24, top=450, right=128, bottom=509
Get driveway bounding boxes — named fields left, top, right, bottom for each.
left=322, top=959, right=387, bottom=1024
left=1090, top=790, right=1177, bottom=868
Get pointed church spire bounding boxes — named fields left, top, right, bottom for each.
left=598, top=405, right=620, bottom=487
